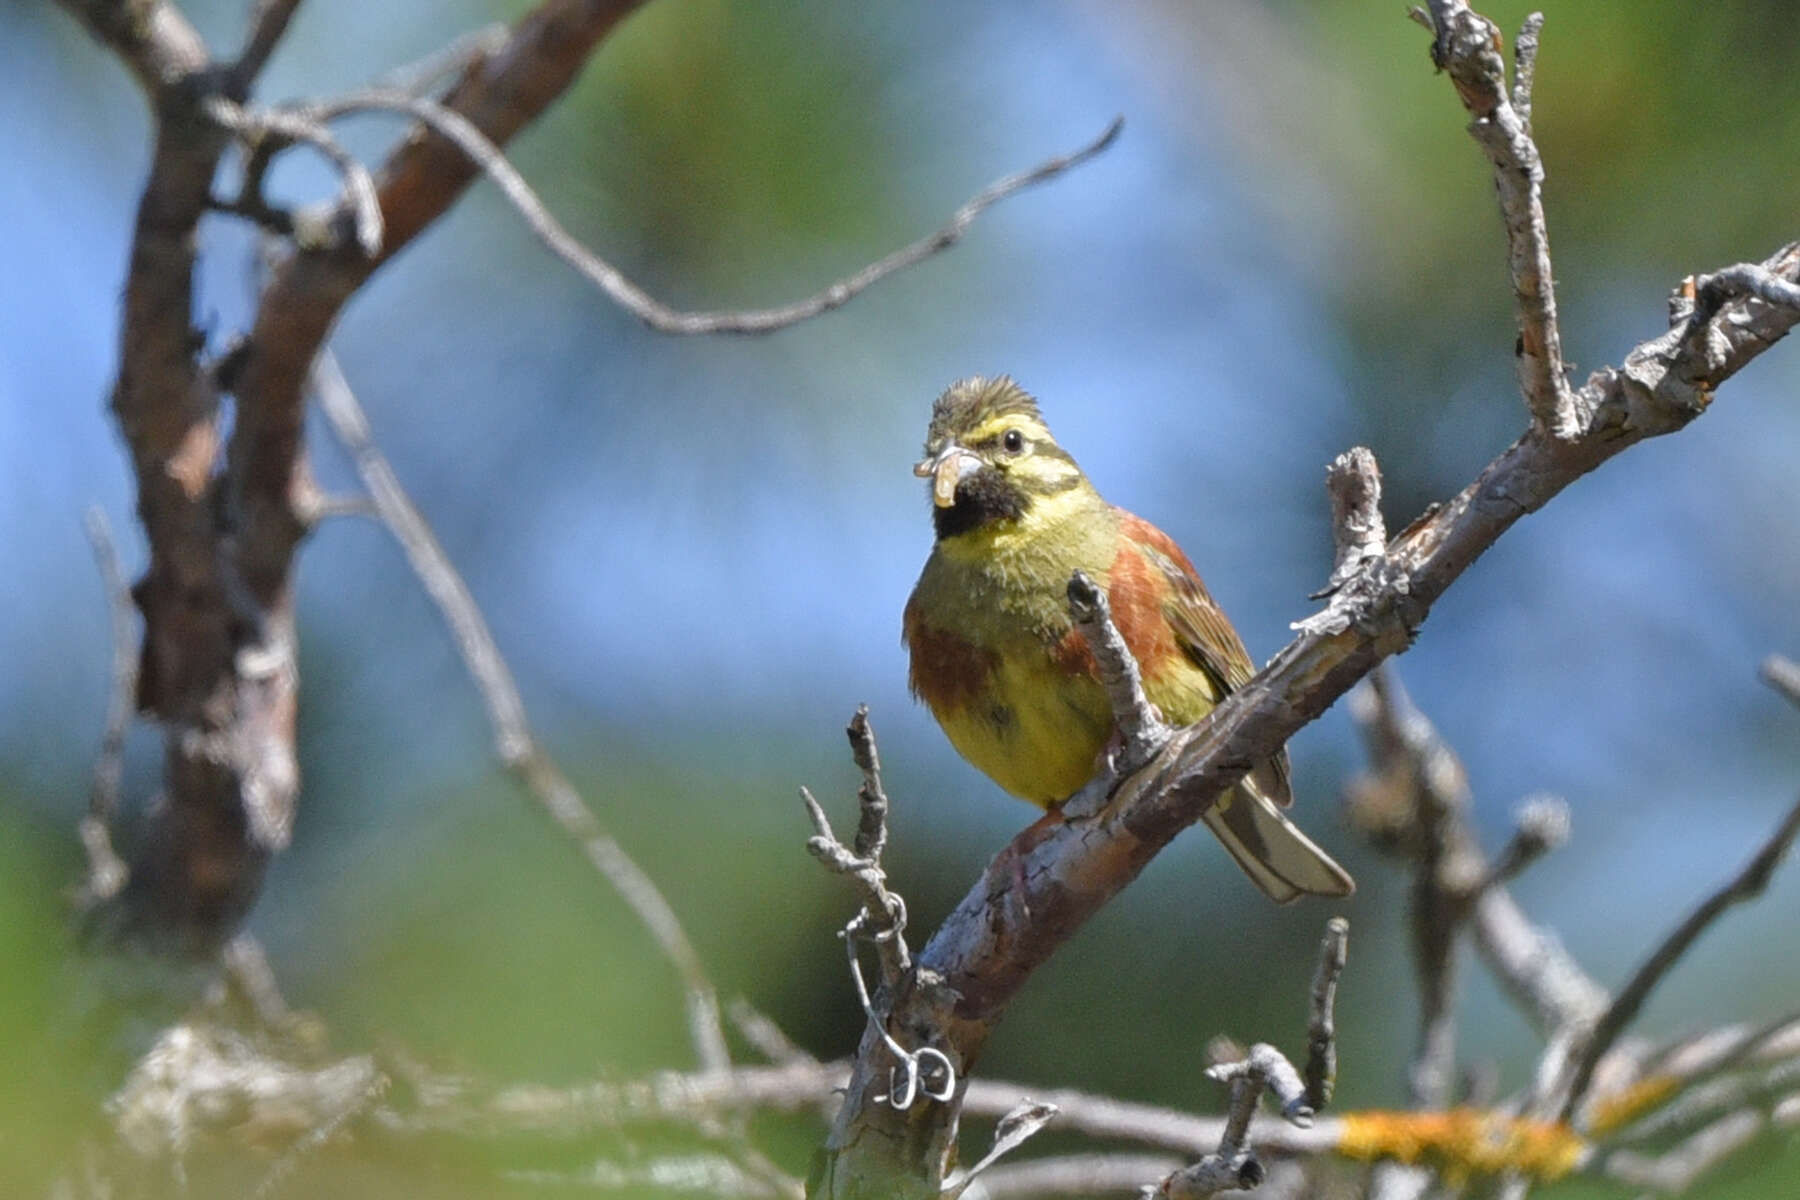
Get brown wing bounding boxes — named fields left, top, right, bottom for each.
left=1116, top=510, right=1293, bottom=806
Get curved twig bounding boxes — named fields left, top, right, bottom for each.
left=304, top=89, right=1121, bottom=335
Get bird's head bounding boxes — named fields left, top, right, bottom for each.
left=915, top=376, right=1090, bottom=540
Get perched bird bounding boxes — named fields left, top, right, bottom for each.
left=902, top=376, right=1353, bottom=903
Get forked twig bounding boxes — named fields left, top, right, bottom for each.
left=305, top=89, right=1120, bottom=335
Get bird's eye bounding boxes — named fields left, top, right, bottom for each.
left=1002, top=429, right=1025, bottom=454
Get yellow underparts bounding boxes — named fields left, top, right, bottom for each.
left=919, top=483, right=1219, bottom=807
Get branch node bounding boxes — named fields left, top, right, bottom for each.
left=840, top=913, right=950, bottom=1111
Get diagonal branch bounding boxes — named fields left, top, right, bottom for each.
left=310, top=349, right=731, bottom=1078
left=203, top=97, right=384, bottom=257
left=1561, top=793, right=1800, bottom=1122
left=57, top=0, right=296, bottom=954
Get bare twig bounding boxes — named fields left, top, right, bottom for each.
left=220, top=933, right=296, bottom=1033
left=847, top=709, right=890, bottom=863
left=801, top=709, right=910, bottom=982
left=203, top=97, right=383, bottom=256
left=727, top=998, right=812, bottom=1067
left=371, top=22, right=510, bottom=95
left=505, top=1154, right=791, bottom=1197
left=942, top=1099, right=1060, bottom=1197
left=1351, top=667, right=1477, bottom=1111
left=111, top=1022, right=382, bottom=1160
left=1472, top=887, right=1607, bottom=1045
left=229, top=0, right=304, bottom=93
left=1511, top=13, right=1544, bottom=130
left=80, top=506, right=135, bottom=903
left=1561, top=793, right=1800, bottom=1122
left=1692, top=264, right=1800, bottom=321
left=976, top=1154, right=1188, bottom=1197
left=309, top=349, right=730, bottom=1078
left=1480, top=795, right=1571, bottom=892
left=1317, top=447, right=1386, bottom=596
left=307, top=89, right=1120, bottom=335
left=1424, top=2, right=1577, bottom=438
left=1148, top=928, right=1345, bottom=1199
left=1154, top=1046, right=1313, bottom=1198
left=1305, top=917, right=1350, bottom=1112
left=1602, top=1109, right=1765, bottom=1194
left=1760, top=654, right=1800, bottom=709
left=1067, top=569, right=1171, bottom=789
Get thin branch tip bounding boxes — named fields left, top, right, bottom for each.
left=1759, top=654, right=1800, bottom=709
left=1563, top=792, right=1800, bottom=1121
left=1066, top=569, right=1169, bottom=781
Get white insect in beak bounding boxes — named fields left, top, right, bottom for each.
left=913, top=445, right=984, bottom=508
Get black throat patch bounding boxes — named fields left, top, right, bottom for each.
left=933, top=467, right=1028, bottom=540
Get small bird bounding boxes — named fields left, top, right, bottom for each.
left=902, top=376, right=1353, bottom=902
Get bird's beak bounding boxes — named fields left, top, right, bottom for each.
left=914, top=445, right=983, bottom=508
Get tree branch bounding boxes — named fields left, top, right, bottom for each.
left=1561, top=793, right=1800, bottom=1122
left=1424, top=2, right=1578, bottom=438
left=1067, top=569, right=1171, bottom=791
left=1317, top=447, right=1386, bottom=596
left=1760, top=654, right=1800, bottom=710
left=228, top=0, right=304, bottom=95
left=304, top=90, right=1121, bottom=335
left=310, top=349, right=731, bottom=1078
left=203, top=97, right=383, bottom=256
left=1151, top=925, right=1347, bottom=1197
left=79, top=506, right=135, bottom=904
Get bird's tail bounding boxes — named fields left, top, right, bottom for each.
left=1200, top=780, right=1355, bottom=904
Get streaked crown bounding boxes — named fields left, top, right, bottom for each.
left=926, top=376, right=1048, bottom=451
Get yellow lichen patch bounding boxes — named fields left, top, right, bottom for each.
left=1337, top=1108, right=1588, bottom=1184
left=1584, top=1074, right=1680, bottom=1137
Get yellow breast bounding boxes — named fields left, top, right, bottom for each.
left=931, top=631, right=1114, bottom=806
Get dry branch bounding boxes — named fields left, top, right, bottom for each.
left=1318, top=447, right=1386, bottom=596
left=1761, top=654, right=1800, bottom=709
left=1561, top=793, right=1800, bottom=1123
left=813, top=3, right=1800, bottom=1189
left=1067, top=569, right=1171, bottom=788
left=295, top=90, right=1120, bottom=335
left=1425, top=1, right=1578, bottom=438
left=309, top=350, right=731, bottom=1077
left=79, top=507, right=134, bottom=904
